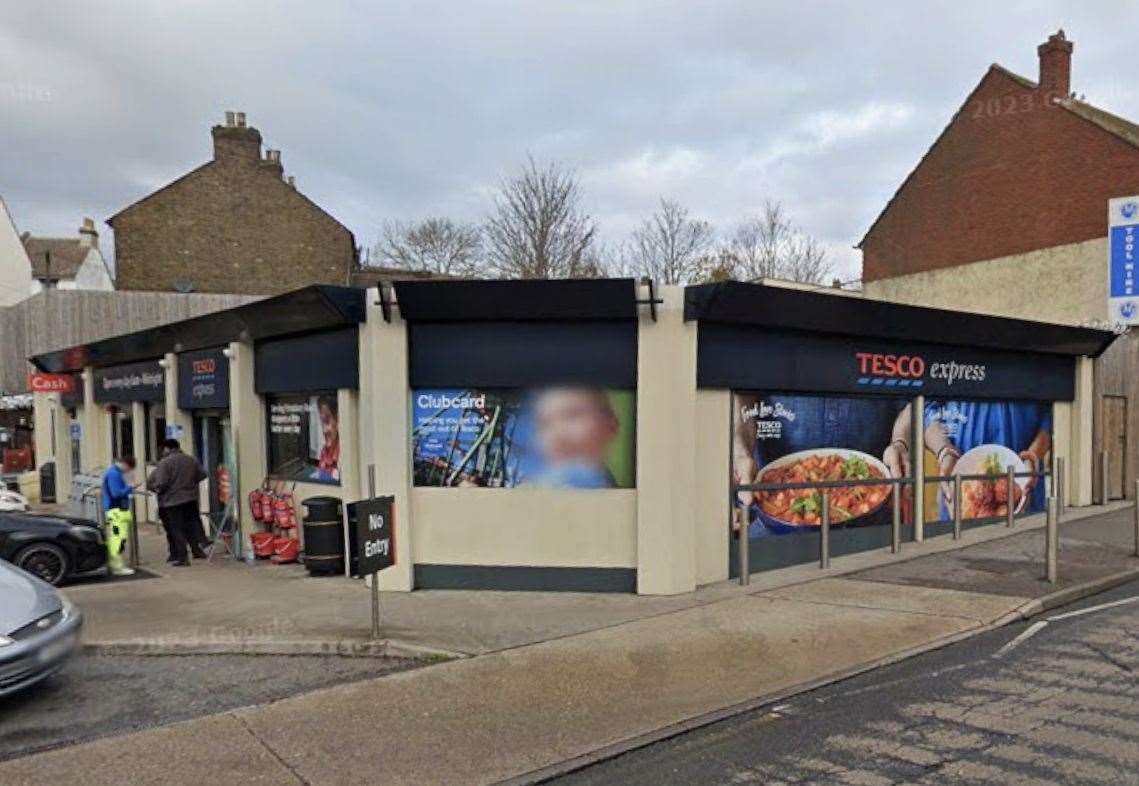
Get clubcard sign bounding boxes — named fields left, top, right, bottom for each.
left=1109, top=196, right=1139, bottom=326
left=350, top=496, right=395, bottom=577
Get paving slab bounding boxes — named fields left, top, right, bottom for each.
left=762, top=578, right=1030, bottom=624
left=853, top=506, right=1139, bottom=598
left=0, top=713, right=297, bottom=786
left=1, top=592, right=1000, bottom=786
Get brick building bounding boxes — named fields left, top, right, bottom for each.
left=861, top=31, right=1139, bottom=504
left=109, top=112, right=357, bottom=295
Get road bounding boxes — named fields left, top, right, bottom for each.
left=554, top=579, right=1139, bottom=786
left=0, top=653, right=418, bottom=762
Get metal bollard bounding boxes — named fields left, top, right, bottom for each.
left=1045, top=496, right=1058, bottom=584
left=820, top=489, right=830, bottom=569
left=1134, top=480, right=1139, bottom=559
left=1006, top=466, right=1016, bottom=528
left=128, top=494, right=141, bottom=569
left=952, top=474, right=962, bottom=540
left=891, top=481, right=901, bottom=554
left=737, top=506, right=750, bottom=586
left=1055, top=457, right=1064, bottom=524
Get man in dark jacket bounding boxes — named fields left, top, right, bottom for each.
left=147, top=439, right=207, bottom=566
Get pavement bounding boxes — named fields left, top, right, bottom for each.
left=553, top=577, right=1139, bottom=785
left=1, top=502, right=1136, bottom=785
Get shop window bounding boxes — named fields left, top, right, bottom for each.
left=266, top=392, right=340, bottom=484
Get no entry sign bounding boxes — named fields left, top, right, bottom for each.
left=350, top=496, right=395, bottom=577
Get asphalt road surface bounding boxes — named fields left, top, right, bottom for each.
left=554, top=579, right=1139, bottom=786
left=0, top=653, right=418, bottom=762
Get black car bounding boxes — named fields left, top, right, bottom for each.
left=0, top=511, right=106, bottom=586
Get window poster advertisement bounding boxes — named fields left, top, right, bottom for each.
left=922, top=399, right=1051, bottom=523
left=267, top=392, right=340, bottom=484
left=412, top=388, right=635, bottom=489
left=733, top=393, right=908, bottom=538
left=733, top=392, right=1052, bottom=539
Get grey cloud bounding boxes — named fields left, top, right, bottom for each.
left=2, top=1, right=1137, bottom=281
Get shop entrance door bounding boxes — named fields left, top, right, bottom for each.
left=110, top=407, right=133, bottom=461
left=193, top=413, right=232, bottom=515
left=1104, top=395, right=1127, bottom=500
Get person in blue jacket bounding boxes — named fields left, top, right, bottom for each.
left=101, top=456, right=137, bottom=576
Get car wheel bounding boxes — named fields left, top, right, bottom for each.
left=13, top=542, right=70, bottom=586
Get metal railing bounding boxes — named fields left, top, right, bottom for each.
left=734, top=465, right=1059, bottom=586
left=734, top=475, right=914, bottom=585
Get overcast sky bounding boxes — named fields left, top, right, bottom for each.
left=3, top=2, right=1137, bottom=282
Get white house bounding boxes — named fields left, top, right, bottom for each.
left=0, top=198, right=33, bottom=306
left=22, top=217, right=115, bottom=294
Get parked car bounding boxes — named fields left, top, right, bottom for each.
left=0, top=560, right=83, bottom=697
left=0, top=489, right=30, bottom=512
left=0, top=510, right=106, bottom=586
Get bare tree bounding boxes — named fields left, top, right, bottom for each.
left=720, top=200, right=830, bottom=284
left=483, top=157, right=599, bottom=279
left=618, top=199, right=715, bottom=284
left=373, top=217, right=482, bottom=276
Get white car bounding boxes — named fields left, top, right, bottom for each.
left=0, top=489, right=30, bottom=512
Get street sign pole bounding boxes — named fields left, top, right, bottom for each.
left=368, top=464, right=380, bottom=640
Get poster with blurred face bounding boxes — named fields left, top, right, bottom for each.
left=411, top=388, right=635, bottom=488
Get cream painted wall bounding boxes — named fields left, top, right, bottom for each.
left=79, top=369, right=110, bottom=472
left=1071, top=356, right=1095, bottom=506
left=863, top=237, right=1107, bottom=325
left=410, top=489, right=637, bottom=567
left=230, top=341, right=265, bottom=542
left=636, top=285, right=696, bottom=594
left=360, top=292, right=414, bottom=591
left=694, top=389, right=731, bottom=586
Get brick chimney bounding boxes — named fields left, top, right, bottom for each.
left=78, top=216, right=99, bottom=249
left=1037, top=29, right=1073, bottom=99
left=211, top=110, right=262, bottom=163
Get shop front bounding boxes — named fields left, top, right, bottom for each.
left=177, top=347, right=234, bottom=522
left=92, top=360, right=166, bottom=466
left=28, top=280, right=1116, bottom=595
left=684, top=281, right=1116, bottom=578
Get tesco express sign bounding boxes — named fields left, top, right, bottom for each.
left=856, top=352, right=987, bottom=387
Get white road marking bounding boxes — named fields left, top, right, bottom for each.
left=994, top=620, right=1048, bottom=658
left=1046, top=595, right=1139, bottom=622
left=993, top=595, right=1139, bottom=658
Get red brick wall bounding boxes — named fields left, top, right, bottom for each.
left=862, top=69, right=1139, bottom=282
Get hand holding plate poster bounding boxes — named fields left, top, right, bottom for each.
left=922, top=400, right=1051, bottom=522
left=733, top=394, right=909, bottom=539
left=412, top=388, right=635, bottom=489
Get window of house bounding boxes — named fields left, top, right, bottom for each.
left=266, top=392, right=340, bottom=484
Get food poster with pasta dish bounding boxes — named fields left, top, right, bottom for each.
left=921, top=399, right=1052, bottom=523
left=733, top=393, right=911, bottom=539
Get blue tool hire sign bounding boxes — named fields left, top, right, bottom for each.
left=349, top=496, right=395, bottom=577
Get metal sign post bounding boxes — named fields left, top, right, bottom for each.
left=368, top=465, right=379, bottom=639
left=351, top=464, right=394, bottom=641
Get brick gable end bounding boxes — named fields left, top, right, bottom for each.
left=862, top=68, right=1139, bottom=282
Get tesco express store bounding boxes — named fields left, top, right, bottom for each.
left=30, top=279, right=1114, bottom=594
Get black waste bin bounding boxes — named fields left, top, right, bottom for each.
left=301, top=496, right=344, bottom=576
left=40, top=461, right=56, bottom=504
